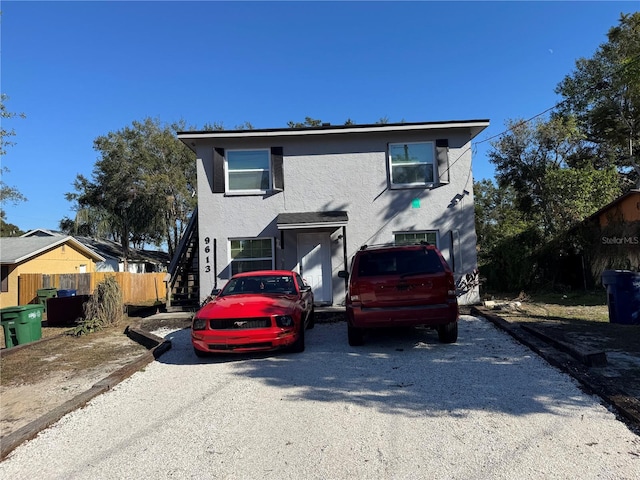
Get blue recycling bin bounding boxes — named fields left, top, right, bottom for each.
left=601, top=270, right=640, bottom=325
left=57, top=289, right=77, bottom=297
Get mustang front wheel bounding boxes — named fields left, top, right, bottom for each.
left=289, top=321, right=305, bottom=353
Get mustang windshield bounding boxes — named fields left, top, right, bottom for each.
left=222, top=275, right=296, bottom=296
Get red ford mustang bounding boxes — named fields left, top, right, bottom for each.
left=191, top=270, right=314, bottom=356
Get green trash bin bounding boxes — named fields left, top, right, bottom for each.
left=1, top=304, right=44, bottom=348
left=37, top=288, right=58, bottom=313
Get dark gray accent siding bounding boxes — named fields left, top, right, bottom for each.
left=272, top=147, right=284, bottom=190
left=436, top=139, right=450, bottom=184
left=213, top=148, right=225, bottom=193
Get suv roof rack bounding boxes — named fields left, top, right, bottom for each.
left=359, top=241, right=432, bottom=251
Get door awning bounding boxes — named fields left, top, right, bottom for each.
left=276, top=211, right=348, bottom=230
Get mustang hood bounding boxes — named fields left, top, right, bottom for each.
left=197, top=294, right=297, bottom=319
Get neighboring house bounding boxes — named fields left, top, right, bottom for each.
left=20, top=230, right=169, bottom=273
left=545, top=189, right=640, bottom=289
left=584, top=189, right=640, bottom=277
left=0, top=236, right=105, bottom=308
left=176, top=120, right=489, bottom=306
left=72, top=236, right=169, bottom=273
left=587, top=189, right=640, bottom=228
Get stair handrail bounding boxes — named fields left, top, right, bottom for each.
left=168, top=207, right=198, bottom=287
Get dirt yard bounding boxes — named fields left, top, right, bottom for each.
left=0, top=323, right=150, bottom=437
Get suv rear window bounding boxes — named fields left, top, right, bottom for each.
left=357, top=248, right=445, bottom=277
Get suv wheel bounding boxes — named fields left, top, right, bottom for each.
left=437, top=322, right=458, bottom=344
left=348, top=325, right=364, bottom=346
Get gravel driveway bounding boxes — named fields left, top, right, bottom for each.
left=1, top=315, right=638, bottom=479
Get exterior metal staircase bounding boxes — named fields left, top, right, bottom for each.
left=167, top=208, right=200, bottom=311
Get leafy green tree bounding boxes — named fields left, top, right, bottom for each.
left=287, top=117, right=392, bottom=128
left=0, top=94, right=25, bottom=158
left=287, top=117, right=323, bottom=128
left=474, top=179, right=529, bottom=253
left=483, top=115, right=620, bottom=291
left=58, top=207, right=113, bottom=238
left=133, top=118, right=198, bottom=257
left=66, top=118, right=197, bottom=264
left=480, top=14, right=638, bottom=292
left=488, top=116, right=620, bottom=236
left=201, top=121, right=253, bottom=131
left=474, top=179, right=537, bottom=291
left=0, top=217, right=24, bottom=237
left=489, top=116, right=574, bottom=233
left=544, top=164, right=620, bottom=229
left=234, top=121, right=254, bottom=130
left=0, top=94, right=27, bottom=222
left=555, top=12, right=640, bottom=188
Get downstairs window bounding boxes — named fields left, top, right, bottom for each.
left=229, top=238, right=274, bottom=276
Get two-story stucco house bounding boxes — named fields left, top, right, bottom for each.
left=177, top=120, right=489, bottom=306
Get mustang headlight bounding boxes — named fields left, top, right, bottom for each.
left=275, top=315, right=294, bottom=327
left=192, top=318, right=207, bottom=330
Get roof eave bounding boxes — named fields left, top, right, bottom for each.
left=178, top=119, right=491, bottom=147
left=584, top=189, right=640, bottom=223
left=12, top=236, right=106, bottom=264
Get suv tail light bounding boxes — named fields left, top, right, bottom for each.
left=349, top=283, right=360, bottom=302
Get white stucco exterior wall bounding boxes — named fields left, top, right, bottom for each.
left=184, top=122, right=487, bottom=305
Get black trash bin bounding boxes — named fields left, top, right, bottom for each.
left=46, top=295, right=90, bottom=326
left=601, top=270, right=640, bottom=325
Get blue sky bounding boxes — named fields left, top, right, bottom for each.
left=1, top=1, right=637, bottom=233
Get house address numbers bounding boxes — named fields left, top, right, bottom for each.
left=204, top=237, right=211, bottom=272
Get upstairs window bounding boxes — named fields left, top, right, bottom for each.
left=213, top=147, right=283, bottom=194
left=389, top=142, right=435, bottom=187
left=226, top=149, right=271, bottom=192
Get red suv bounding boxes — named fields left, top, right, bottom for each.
left=339, top=243, right=459, bottom=346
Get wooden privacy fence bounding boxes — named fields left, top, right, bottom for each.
left=19, top=272, right=168, bottom=306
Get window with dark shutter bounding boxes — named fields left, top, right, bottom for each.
left=388, top=142, right=436, bottom=187
left=436, top=139, right=450, bottom=184
left=226, top=149, right=271, bottom=192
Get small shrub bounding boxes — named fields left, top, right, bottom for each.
left=69, top=276, right=124, bottom=336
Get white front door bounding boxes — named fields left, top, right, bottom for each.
left=298, top=233, right=332, bottom=305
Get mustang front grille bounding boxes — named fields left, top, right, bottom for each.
left=207, top=342, right=273, bottom=351
left=209, top=317, right=272, bottom=329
